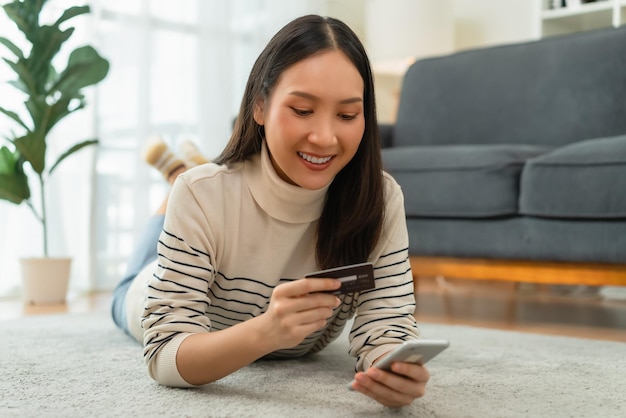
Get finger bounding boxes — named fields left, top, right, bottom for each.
left=289, top=305, right=336, bottom=325
left=271, top=294, right=338, bottom=326
left=278, top=278, right=341, bottom=297
left=303, top=277, right=342, bottom=294
left=352, top=372, right=414, bottom=408
left=390, top=362, right=430, bottom=386
left=295, top=292, right=341, bottom=311
left=269, top=292, right=339, bottom=324
left=367, top=365, right=427, bottom=398
left=275, top=307, right=335, bottom=342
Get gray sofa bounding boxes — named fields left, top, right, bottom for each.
left=381, top=26, right=626, bottom=285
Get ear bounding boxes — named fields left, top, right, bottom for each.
left=253, top=99, right=265, bottom=126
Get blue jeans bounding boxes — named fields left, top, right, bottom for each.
left=111, top=215, right=165, bottom=335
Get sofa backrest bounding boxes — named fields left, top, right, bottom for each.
left=394, top=25, right=626, bottom=148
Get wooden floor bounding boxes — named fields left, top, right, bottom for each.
left=414, top=277, right=626, bottom=342
left=0, top=292, right=112, bottom=322
left=1, top=278, right=625, bottom=342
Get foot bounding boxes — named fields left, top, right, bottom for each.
left=142, top=135, right=186, bottom=181
left=179, top=140, right=210, bottom=166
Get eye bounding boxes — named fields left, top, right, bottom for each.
left=339, top=113, right=358, bottom=121
left=291, top=107, right=312, bottom=117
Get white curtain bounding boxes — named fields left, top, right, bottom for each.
left=0, top=0, right=327, bottom=298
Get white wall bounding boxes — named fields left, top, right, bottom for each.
left=365, top=0, right=455, bottom=62
left=452, top=0, right=537, bottom=51
left=357, top=0, right=538, bottom=121
left=364, top=0, right=457, bottom=122
left=325, top=0, right=367, bottom=41
left=363, top=0, right=536, bottom=62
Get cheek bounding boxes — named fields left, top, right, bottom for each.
left=342, top=120, right=365, bottom=151
left=267, top=111, right=300, bottom=143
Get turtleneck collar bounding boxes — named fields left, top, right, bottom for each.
left=243, top=141, right=329, bottom=224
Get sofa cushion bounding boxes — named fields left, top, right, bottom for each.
left=383, top=144, right=550, bottom=218
left=520, top=135, right=626, bottom=219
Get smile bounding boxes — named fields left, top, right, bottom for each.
left=298, top=152, right=333, bottom=164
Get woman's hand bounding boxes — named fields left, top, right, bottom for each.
left=177, top=277, right=341, bottom=385
left=351, top=360, right=430, bottom=408
left=259, top=278, right=342, bottom=351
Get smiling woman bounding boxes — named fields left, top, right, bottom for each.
left=254, top=50, right=365, bottom=190
left=110, top=14, right=428, bottom=409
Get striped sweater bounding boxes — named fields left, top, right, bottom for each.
left=141, top=143, right=420, bottom=387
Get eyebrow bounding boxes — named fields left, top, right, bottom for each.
left=288, top=91, right=363, bottom=104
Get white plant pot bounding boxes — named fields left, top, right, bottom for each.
left=20, top=257, right=72, bottom=305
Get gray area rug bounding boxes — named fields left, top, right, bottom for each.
left=1, top=313, right=625, bottom=417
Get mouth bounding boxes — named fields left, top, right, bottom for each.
left=297, top=151, right=334, bottom=165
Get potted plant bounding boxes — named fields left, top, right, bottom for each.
left=0, top=0, right=109, bottom=304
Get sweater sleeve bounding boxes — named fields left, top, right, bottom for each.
left=141, top=174, right=216, bottom=387
left=348, top=173, right=420, bottom=371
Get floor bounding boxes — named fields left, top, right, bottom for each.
left=0, top=292, right=112, bottom=322
left=1, top=278, right=625, bottom=342
left=413, top=277, right=626, bottom=342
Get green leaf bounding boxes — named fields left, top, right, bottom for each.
left=43, top=95, right=84, bottom=136
left=51, top=46, right=110, bottom=97
left=2, top=57, right=37, bottom=95
left=0, top=145, right=17, bottom=173
left=2, top=0, right=47, bottom=43
left=0, top=105, right=30, bottom=131
left=45, top=64, right=58, bottom=90
left=0, top=146, right=30, bottom=204
left=27, top=25, right=73, bottom=94
left=13, top=131, right=46, bottom=174
left=0, top=35, right=24, bottom=60
left=48, top=138, right=98, bottom=175
left=25, top=96, right=46, bottom=133
left=7, top=79, right=29, bottom=94
left=53, top=5, right=90, bottom=27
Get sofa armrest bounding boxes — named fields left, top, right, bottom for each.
left=379, top=123, right=395, bottom=148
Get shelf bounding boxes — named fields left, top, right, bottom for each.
left=539, top=0, right=625, bottom=36
left=542, top=0, right=613, bottom=20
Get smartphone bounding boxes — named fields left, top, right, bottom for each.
left=349, top=339, right=449, bottom=390
left=374, top=339, right=449, bottom=372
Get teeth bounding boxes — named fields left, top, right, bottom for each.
left=298, top=152, right=332, bottom=164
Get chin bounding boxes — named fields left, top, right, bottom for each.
left=296, top=177, right=333, bottom=190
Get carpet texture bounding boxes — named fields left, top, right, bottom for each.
left=1, top=313, right=625, bottom=417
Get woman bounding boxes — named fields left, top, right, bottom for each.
left=112, top=15, right=429, bottom=408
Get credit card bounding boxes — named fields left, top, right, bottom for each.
left=305, top=262, right=375, bottom=295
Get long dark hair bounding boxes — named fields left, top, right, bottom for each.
left=215, top=15, right=384, bottom=269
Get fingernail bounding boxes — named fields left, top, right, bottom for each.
left=334, top=297, right=341, bottom=307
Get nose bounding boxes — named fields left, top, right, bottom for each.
left=307, top=118, right=337, bottom=147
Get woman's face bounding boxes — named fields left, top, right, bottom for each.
left=254, top=50, right=365, bottom=190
